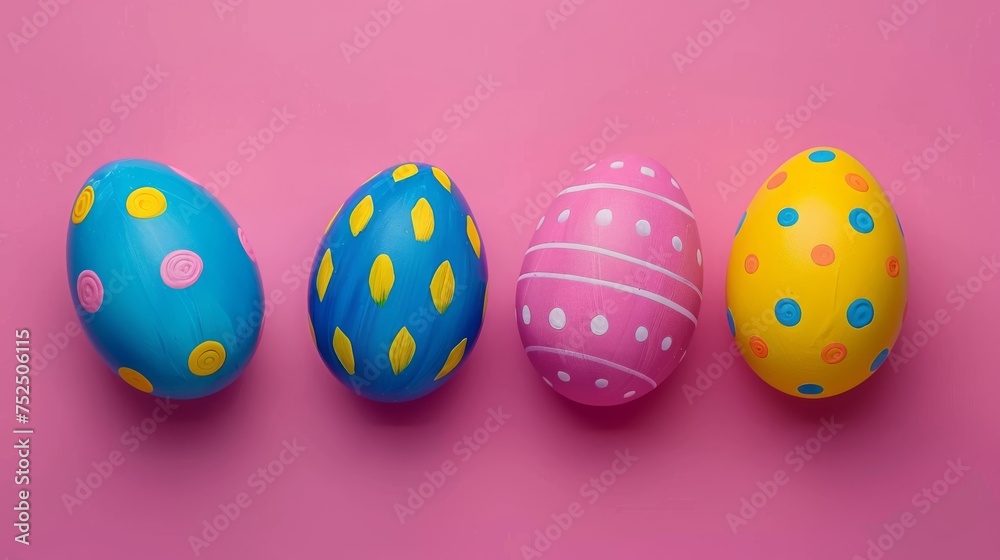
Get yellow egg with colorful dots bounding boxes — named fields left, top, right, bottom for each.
left=726, top=147, right=908, bottom=398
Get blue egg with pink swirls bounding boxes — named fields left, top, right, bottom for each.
left=66, top=159, right=264, bottom=399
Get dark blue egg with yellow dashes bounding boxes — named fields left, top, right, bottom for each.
left=308, top=163, right=488, bottom=402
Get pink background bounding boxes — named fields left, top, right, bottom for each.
left=2, top=0, right=999, bottom=559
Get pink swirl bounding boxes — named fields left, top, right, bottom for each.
left=238, top=227, right=256, bottom=263
left=77, top=270, right=104, bottom=313
left=160, top=250, right=204, bottom=289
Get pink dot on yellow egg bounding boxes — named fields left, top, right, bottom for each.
left=845, top=173, right=869, bottom=192
left=811, top=244, right=836, bottom=266
left=766, top=171, right=787, bottom=190
left=744, top=254, right=759, bottom=274
left=822, top=343, right=847, bottom=364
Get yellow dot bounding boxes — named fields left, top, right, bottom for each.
left=71, top=185, right=95, bottom=224
left=369, top=254, right=395, bottom=306
left=350, top=195, right=374, bottom=236
left=466, top=215, right=482, bottom=258
left=392, top=163, right=419, bottom=182
left=410, top=198, right=435, bottom=242
left=118, top=367, right=153, bottom=393
left=126, top=187, right=167, bottom=219
left=434, top=338, right=467, bottom=381
left=333, top=327, right=355, bottom=375
left=188, top=341, right=226, bottom=376
left=325, top=204, right=343, bottom=234
left=389, top=327, right=416, bottom=375
left=432, top=167, right=451, bottom=191
left=429, top=260, right=455, bottom=314
left=316, top=249, right=334, bottom=302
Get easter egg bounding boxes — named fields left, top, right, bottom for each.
left=66, top=159, right=264, bottom=399
left=308, top=163, right=488, bottom=402
left=515, top=155, right=703, bottom=406
left=726, top=147, right=908, bottom=398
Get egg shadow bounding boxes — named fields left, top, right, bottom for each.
left=321, top=363, right=467, bottom=428
left=542, top=368, right=686, bottom=431
left=98, top=351, right=254, bottom=436
left=747, top=358, right=897, bottom=427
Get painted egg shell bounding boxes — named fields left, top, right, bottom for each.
left=516, top=154, right=703, bottom=406
left=726, top=147, right=908, bottom=399
left=66, top=159, right=264, bottom=399
left=308, top=163, right=488, bottom=403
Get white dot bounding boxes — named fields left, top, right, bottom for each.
left=549, top=308, right=566, bottom=330
left=591, top=315, right=609, bottom=335
left=557, top=209, right=570, bottom=222
left=624, top=390, right=636, bottom=398
left=679, top=351, right=688, bottom=362
left=672, top=236, right=683, bottom=251
left=536, top=216, right=544, bottom=230
left=543, top=377, right=553, bottom=387
left=635, top=327, right=648, bottom=342
left=610, top=161, right=624, bottom=169
left=661, top=337, right=673, bottom=351
left=595, top=379, right=609, bottom=388
left=521, top=305, right=531, bottom=325
left=670, top=177, right=680, bottom=189
left=697, top=249, right=703, bottom=266
left=584, top=163, right=596, bottom=171
left=640, top=166, right=655, bottom=177
left=557, top=371, right=570, bottom=382
left=595, top=209, right=613, bottom=226
left=635, top=220, right=651, bottom=237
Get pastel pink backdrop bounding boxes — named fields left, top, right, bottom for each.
left=2, top=1, right=999, bottom=559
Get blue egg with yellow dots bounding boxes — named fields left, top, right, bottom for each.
left=66, top=159, right=264, bottom=399
left=308, top=163, right=488, bottom=402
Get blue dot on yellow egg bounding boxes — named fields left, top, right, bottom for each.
left=798, top=383, right=824, bottom=395
left=870, top=348, right=890, bottom=372
left=849, top=208, right=874, bottom=233
left=847, top=298, right=874, bottom=328
left=775, top=298, right=801, bottom=327
left=777, top=208, right=798, bottom=227
left=808, top=150, right=836, bottom=163
left=726, top=309, right=736, bottom=336
left=736, top=212, right=746, bottom=236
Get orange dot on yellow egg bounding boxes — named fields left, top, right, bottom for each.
left=811, top=244, right=836, bottom=266
left=744, top=254, right=759, bottom=274
left=845, top=173, right=869, bottom=192
left=749, top=336, right=768, bottom=358
left=766, top=171, right=787, bottom=190
left=886, top=256, right=900, bottom=278
left=822, top=342, right=847, bottom=364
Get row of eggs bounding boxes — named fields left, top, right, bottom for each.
left=66, top=149, right=908, bottom=405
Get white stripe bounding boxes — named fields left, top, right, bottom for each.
left=517, top=272, right=698, bottom=324
left=557, top=182, right=694, bottom=219
left=525, top=242, right=702, bottom=299
left=525, top=346, right=657, bottom=387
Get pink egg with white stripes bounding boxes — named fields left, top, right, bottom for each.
left=515, top=154, right=703, bottom=406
